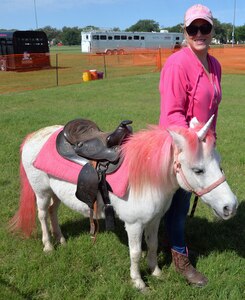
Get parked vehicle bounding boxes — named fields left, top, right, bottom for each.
left=0, top=30, right=50, bottom=71
left=81, top=31, right=184, bottom=55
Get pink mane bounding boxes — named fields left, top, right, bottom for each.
left=122, top=124, right=215, bottom=194
left=122, top=126, right=173, bottom=194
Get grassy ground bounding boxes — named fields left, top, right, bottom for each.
left=0, top=73, right=244, bottom=299
left=50, top=45, right=81, bottom=53
left=0, top=52, right=158, bottom=94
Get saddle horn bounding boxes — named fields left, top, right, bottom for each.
left=196, top=114, right=215, bottom=141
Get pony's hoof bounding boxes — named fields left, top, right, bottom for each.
left=132, top=278, right=146, bottom=290
left=43, top=243, right=54, bottom=252
left=60, top=237, right=66, bottom=245
left=152, top=266, right=162, bottom=277
left=140, top=286, right=150, bottom=294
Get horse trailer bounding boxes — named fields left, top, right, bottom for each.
left=0, top=30, right=50, bottom=71
left=81, top=31, right=184, bottom=55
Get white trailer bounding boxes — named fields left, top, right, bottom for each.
left=81, top=31, right=184, bottom=54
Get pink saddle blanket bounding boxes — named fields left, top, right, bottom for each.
left=33, top=128, right=129, bottom=198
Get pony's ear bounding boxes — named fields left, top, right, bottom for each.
left=168, top=130, right=186, bottom=152
left=190, top=117, right=200, bottom=129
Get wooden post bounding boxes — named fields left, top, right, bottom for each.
left=56, top=53, right=59, bottom=86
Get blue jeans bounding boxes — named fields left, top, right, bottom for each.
left=164, top=188, right=192, bottom=254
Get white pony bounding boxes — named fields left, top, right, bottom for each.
left=9, top=116, right=238, bottom=290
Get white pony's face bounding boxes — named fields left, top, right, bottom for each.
left=170, top=119, right=238, bottom=220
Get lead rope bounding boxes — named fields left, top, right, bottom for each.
left=190, top=195, right=199, bottom=218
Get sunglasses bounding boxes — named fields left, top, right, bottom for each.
left=186, top=23, right=213, bottom=36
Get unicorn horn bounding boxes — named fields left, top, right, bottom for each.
left=197, top=114, right=215, bottom=141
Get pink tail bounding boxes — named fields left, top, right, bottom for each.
left=9, top=147, right=36, bottom=237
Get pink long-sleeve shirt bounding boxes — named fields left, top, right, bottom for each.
left=159, top=46, right=222, bottom=137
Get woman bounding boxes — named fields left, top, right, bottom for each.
left=159, top=4, right=222, bottom=287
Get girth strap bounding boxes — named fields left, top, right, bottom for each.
left=98, top=165, right=115, bottom=231
left=75, top=161, right=115, bottom=232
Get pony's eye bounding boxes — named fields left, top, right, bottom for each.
left=192, top=168, right=204, bottom=175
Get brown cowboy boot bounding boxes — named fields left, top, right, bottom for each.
left=171, top=249, right=208, bottom=287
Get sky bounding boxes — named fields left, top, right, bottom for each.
left=1, top=0, right=244, bottom=31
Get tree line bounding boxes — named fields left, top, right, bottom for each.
left=2, top=19, right=245, bottom=45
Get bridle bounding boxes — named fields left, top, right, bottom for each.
left=174, top=159, right=226, bottom=197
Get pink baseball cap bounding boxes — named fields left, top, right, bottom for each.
left=184, top=4, right=213, bottom=27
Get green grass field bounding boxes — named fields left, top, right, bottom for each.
left=0, top=73, right=244, bottom=299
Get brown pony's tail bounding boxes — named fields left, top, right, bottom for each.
left=9, top=139, right=36, bottom=238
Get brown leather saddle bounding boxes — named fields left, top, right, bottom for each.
left=56, top=118, right=132, bottom=231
